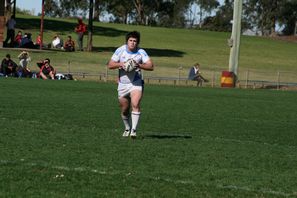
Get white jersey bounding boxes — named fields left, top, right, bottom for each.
left=111, top=44, right=150, bottom=84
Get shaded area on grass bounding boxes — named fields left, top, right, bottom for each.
left=93, top=47, right=185, bottom=57
left=16, top=18, right=185, bottom=57
left=16, top=18, right=128, bottom=37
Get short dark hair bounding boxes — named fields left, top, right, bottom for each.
left=6, top=54, right=10, bottom=58
left=126, top=31, right=140, bottom=44
left=44, top=58, right=50, bottom=63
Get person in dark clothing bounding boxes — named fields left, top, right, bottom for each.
left=0, top=54, right=18, bottom=77
left=188, top=63, right=208, bottom=86
left=37, top=58, right=56, bottom=80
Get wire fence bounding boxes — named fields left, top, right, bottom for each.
left=58, top=65, right=297, bottom=90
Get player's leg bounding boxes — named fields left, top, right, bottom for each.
left=130, top=89, right=143, bottom=137
left=119, top=96, right=131, bottom=136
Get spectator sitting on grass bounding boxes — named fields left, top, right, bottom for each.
left=17, top=51, right=32, bottom=78
left=21, top=33, right=36, bottom=49
left=14, top=31, right=23, bottom=47
left=0, top=54, right=18, bottom=77
left=37, top=58, right=56, bottom=80
left=52, top=34, right=63, bottom=49
left=63, top=35, right=75, bottom=52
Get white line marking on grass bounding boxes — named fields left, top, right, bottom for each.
left=1, top=159, right=296, bottom=197
left=0, top=159, right=117, bottom=176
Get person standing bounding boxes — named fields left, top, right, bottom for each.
left=107, top=31, right=154, bottom=138
left=4, top=15, right=16, bottom=47
left=74, top=18, right=87, bottom=51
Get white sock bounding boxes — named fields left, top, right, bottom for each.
left=121, top=114, right=130, bottom=130
left=131, top=111, right=141, bottom=131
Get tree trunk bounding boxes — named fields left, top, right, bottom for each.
left=133, top=0, right=145, bottom=25
left=87, top=0, right=93, bottom=52
left=295, top=21, right=297, bottom=36
left=5, top=0, right=12, bottom=19
left=93, top=0, right=100, bottom=21
left=269, top=0, right=277, bottom=37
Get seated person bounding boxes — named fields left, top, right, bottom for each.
left=0, top=54, right=18, bottom=77
left=52, top=34, right=63, bottom=49
left=35, top=33, right=49, bottom=49
left=21, top=33, right=36, bottom=49
left=35, top=33, right=42, bottom=47
left=37, top=58, right=56, bottom=80
left=14, top=31, right=23, bottom=47
left=63, top=35, right=75, bottom=52
left=188, top=63, right=208, bottom=86
left=17, top=51, right=32, bottom=78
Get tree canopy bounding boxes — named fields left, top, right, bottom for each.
left=39, top=0, right=297, bottom=36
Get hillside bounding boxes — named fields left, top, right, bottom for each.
left=1, top=14, right=297, bottom=84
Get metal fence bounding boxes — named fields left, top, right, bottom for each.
left=62, top=68, right=297, bottom=90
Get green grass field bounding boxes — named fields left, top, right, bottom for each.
left=1, top=78, right=297, bottom=197
left=1, top=14, right=297, bottom=83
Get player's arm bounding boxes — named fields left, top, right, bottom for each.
left=107, top=59, right=125, bottom=70
left=138, top=59, right=154, bottom=71
left=39, top=71, right=48, bottom=80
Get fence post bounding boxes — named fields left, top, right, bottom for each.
left=178, top=66, right=183, bottom=85
left=245, top=69, right=249, bottom=89
left=105, top=65, right=108, bottom=82
left=211, top=70, right=215, bottom=87
left=67, top=61, right=71, bottom=74
left=277, top=71, right=280, bottom=90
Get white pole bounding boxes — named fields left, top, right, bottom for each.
left=228, top=0, right=243, bottom=76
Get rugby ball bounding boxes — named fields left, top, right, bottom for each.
left=123, top=59, right=136, bottom=72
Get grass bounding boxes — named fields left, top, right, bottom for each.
left=1, top=78, right=297, bottom=197
left=1, top=14, right=297, bottom=82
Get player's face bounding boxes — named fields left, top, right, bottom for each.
left=127, top=37, right=138, bottom=52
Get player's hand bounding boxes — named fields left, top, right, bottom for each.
left=133, top=60, right=140, bottom=68
left=119, top=62, right=125, bottom=69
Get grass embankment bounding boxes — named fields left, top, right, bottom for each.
left=1, top=14, right=296, bottom=83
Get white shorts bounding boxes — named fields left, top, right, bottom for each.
left=118, top=81, right=143, bottom=98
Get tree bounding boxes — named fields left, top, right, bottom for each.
left=243, top=0, right=291, bottom=36
left=278, top=0, right=297, bottom=35
left=44, top=0, right=60, bottom=17
left=202, top=0, right=233, bottom=32
left=87, top=0, right=93, bottom=52
left=106, top=0, right=134, bottom=24
left=44, top=0, right=88, bottom=17
left=133, top=0, right=145, bottom=25
left=195, top=0, right=219, bottom=27
left=93, top=0, right=109, bottom=21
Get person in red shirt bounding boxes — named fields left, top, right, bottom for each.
left=14, top=31, right=22, bottom=47
left=36, top=34, right=42, bottom=46
left=63, top=35, right=75, bottom=52
left=38, top=58, right=56, bottom=80
left=74, top=18, right=87, bottom=51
